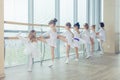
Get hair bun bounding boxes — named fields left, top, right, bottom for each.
left=100, top=22, right=104, bottom=27
left=74, top=22, right=80, bottom=29
left=49, top=18, right=57, bottom=25
left=76, top=22, right=80, bottom=27
left=53, top=18, right=57, bottom=22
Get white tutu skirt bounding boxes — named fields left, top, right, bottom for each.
left=97, top=35, right=106, bottom=42
left=73, top=38, right=86, bottom=48
left=64, top=40, right=74, bottom=48
left=46, top=39, right=56, bottom=48
left=74, top=40, right=80, bottom=48
left=24, top=47, right=40, bottom=58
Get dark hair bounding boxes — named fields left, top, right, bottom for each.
left=84, top=23, right=89, bottom=29
left=91, top=25, right=96, bottom=29
left=30, top=30, right=36, bottom=33
left=74, top=22, right=80, bottom=29
left=66, top=22, right=71, bottom=28
left=100, top=22, right=104, bottom=28
left=28, top=30, right=37, bottom=42
left=49, top=18, right=57, bottom=25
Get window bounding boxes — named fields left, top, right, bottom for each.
left=78, top=0, right=87, bottom=27
left=60, top=0, right=74, bottom=26
left=4, top=0, right=28, bottom=23
left=4, top=0, right=28, bottom=67
left=4, top=0, right=28, bottom=36
left=34, top=0, right=55, bottom=24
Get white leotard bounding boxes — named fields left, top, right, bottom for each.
left=17, top=34, right=39, bottom=58
left=98, top=28, right=106, bottom=42
left=82, top=30, right=91, bottom=44
left=43, top=30, right=57, bottom=48
left=90, top=30, right=96, bottom=41
left=73, top=31, right=80, bottom=48
left=62, top=30, right=74, bottom=47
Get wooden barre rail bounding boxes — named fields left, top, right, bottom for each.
left=4, top=21, right=65, bottom=28
left=4, top=37, right=40, bottom=40
left=4, top=21, right=84, bottom=29
left=4, top=37, right=19, bottom=39
left=5, top=36, right=55, bottom=40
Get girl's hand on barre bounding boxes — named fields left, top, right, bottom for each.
left=44, top=36, right=50, bottom=39
left=57, top=35, right=67, bottom=42
left=57, top=35, right=64, bottom=39
left=96, top=32, right=99, bottom=35
left=17, top=32, right=22, bottom=35
left=16, top=32, right=22, bottom=38
left=38, top=35, right=50, bottom=40
left=37, top=36, right=43, bottom=40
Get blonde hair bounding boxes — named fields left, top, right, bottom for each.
left=28, top=30, right=37, bottom=42
left=92, top=25, right=96, bottom=29
left=84, top=23, right=89, bottom=29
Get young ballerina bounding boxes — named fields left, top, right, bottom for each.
left=73, top=22, right=81, bottom=61
left=58, top=22, right=74, bottom=64
left=39, top=18, right=57, bottom=67
left=17, top=30, right=39, bottom=72
left=82, top=23, right=91, bottom=59
left=96, top=22, right=106, bottom=54
left=90, top=25, right=96, bottom=55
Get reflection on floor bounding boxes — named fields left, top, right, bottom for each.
left=1, top=53, right=120, bottom=80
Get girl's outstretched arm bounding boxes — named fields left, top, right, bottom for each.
left=16, top=32, right=28, bottom=44
left=57, top=35, right=67, bottom=42
left=38, top=31, right=50, bottom=43
left=37, top=36, right=46, bottom=43
left=96, top=32, right=99, bottom=35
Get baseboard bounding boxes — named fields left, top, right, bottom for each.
left=115, top=52, right=120, bottom=54
left=104, top=52, right=120, bottom=54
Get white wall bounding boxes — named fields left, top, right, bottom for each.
left=103, top=0, right=119, bottom=53
left=0, top=0, right=5, bottom=78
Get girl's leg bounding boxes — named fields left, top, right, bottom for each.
left=85, top=43, right=91, bottom=59
left=75, top=47, right=79, bottom=60
left=66, top=45, right=70, bottom=58
left=28, top=54, right=33, bottom=72
left=91, top=41, right=94, bottom=55
left=48, top=46, right=55, bottom=67
left=51, top=46, right=55, bottom=63
left=65, top=45, right=70, bottom=64
left=99, top=40, right=104, bottom=54
left=90, top=39, right=94, bottom=55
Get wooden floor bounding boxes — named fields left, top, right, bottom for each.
left=1, top=53, right=120, bottom=80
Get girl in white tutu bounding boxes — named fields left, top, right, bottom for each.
left=17, top=30, right=39, bottom=72
left=39, top=18, right=58, bottom=67
left=96, top=22, right=106, bottom=54
left=73, top=22, right=81, bottom=61
left=90, top=25, right=96, bottom=55
left=58, top=22, right=74, bottom=64
left=82, top=23, right=91, bottom=59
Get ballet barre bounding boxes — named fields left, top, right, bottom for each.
left=4, top=36, right=38, bottom=40
left=4, top=21, right=64, bottom=28
left=4, top=21, right=84, bottom=29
